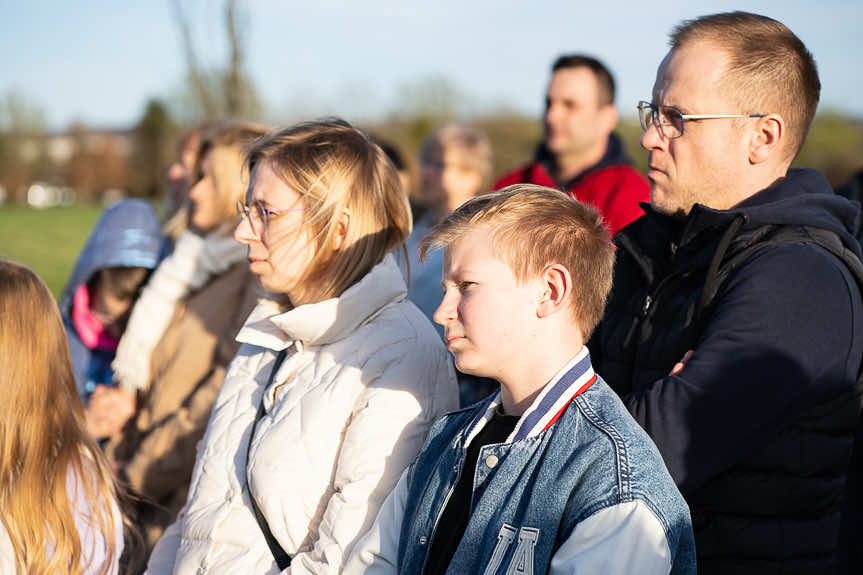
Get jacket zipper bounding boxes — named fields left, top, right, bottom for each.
left=641, top=294, right=653, bottom=316
left=419, top=453, right=464, bottom=573
left=641, top=269, right=692, bottom=318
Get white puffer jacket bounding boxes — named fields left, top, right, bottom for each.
left=147, top=256, right=458, bottom=574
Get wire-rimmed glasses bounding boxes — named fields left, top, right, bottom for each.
left=637, top=101, right=765, bottom=139
left=236, top=199, right=308, bottom=236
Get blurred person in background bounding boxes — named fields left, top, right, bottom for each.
left=375, top=138, right=412, bottom=199
left=162, top=124, right=206, bottom=236
left=403, top=123, right=496, bottom=406
left=404, top=124, right=492, bottom=330
left=59, top=198, right=163, bottom=407
left=1, top=259, right=126, bottom=575
left=147, top=119, right=458, bottom=574
left=92, top=122, right=268, bottom=556
left=495, top=54, right=649, bottom=236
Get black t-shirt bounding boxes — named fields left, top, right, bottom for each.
left=423, top=410, right=520, bottom=575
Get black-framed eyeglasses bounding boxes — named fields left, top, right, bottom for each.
left=637, top=101, right=765, bottom=140
left=236, top=199, right=308, bottom=236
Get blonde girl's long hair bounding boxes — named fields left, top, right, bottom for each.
left=0, top=259, right=121, bottom=575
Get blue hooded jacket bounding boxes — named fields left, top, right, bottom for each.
left=60, top=199, right=164, bottom=401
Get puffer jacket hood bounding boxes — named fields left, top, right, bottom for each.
left=60, top=198, right=165, bottom=315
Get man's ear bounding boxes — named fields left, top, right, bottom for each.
left=332, top=208, right=351, bottom=251
left=749, top=113, right=784, bottom=165
left=537, top=263, right=572, bottom=318
left=601, top=104, right=620, bottom=134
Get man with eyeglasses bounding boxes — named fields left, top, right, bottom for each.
left=588, top=11, right=863, bottom=573
left=494, top=54, right=649, bottom=236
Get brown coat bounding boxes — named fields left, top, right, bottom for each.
left=106, top=261, right=259, bottom=547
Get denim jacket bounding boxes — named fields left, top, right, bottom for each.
left=345, top=348, right=696, bottom=575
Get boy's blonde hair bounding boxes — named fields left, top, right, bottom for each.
left=246, top=118, right=412, bottom=303
left=420, top=184, right=614, bottom=338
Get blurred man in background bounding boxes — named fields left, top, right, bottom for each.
left=495, top=54, right=648, bottom=235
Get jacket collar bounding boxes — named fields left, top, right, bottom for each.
left=535, top=132, right=632, bottom=190
left=465, top=346, right=597, bottom=445
left=236, top=254, right=407, bottom=350
left=637, top=168, right=859, bottom=252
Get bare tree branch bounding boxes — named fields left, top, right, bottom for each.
left=225, top=0, right=243, bottom=117
left=171, top=0, right=216, bottom=119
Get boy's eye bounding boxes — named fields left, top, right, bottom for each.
left=458, top=281, right=475, bottom=292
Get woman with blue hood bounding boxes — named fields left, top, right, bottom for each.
left=60, top=198, right=164, bottom=405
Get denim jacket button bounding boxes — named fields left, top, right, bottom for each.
left=419, top=536, right=428, bottom=545
left=485, top=454, right=499, bottom=469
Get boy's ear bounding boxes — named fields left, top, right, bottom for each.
left=537, top=263, right=571, bottom=318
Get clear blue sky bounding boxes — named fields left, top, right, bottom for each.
left=2, top=0, right=861, bottom=130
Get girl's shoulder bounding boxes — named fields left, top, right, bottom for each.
left=67, top=456, right=124, bottom=575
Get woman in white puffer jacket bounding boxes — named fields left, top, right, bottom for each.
left=147, top=119, right=459, bottom=575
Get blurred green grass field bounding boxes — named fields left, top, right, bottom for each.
left=0, top=205, right=105, bottom=299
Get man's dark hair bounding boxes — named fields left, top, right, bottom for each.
left=551, top=54, right=616, bottom=106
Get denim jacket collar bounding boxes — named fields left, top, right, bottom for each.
left=465, top=346, right=597, bottom=445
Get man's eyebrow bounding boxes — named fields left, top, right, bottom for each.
left=665, top=102, right=690, bottom=113
left=655, top=99, right=695, bottom=116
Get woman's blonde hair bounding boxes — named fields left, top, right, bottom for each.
left=0, top=260, right=122, bottom=575
left=246, top=118, right=412, bottom=304
left=164, top=121, right=269, bottom=239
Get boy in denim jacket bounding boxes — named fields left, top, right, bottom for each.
left=345, top=185, right=696, bottom=575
